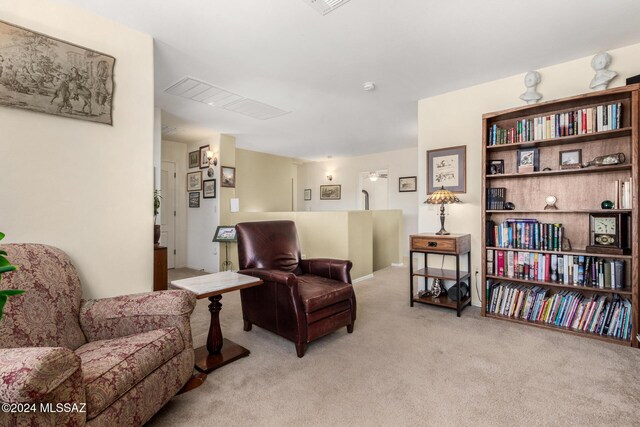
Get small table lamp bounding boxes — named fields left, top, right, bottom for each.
left=424, top=186, right=460, bottom=235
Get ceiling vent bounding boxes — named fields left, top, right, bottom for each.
left=164, top=77, right=290, bottom=120
left=302, top=0, right=352, bottom=15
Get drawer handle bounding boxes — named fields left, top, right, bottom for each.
left=428, top=241, right=438, bottom=247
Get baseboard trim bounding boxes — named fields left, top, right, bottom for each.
left=391, top=262, right=404, bottom=267
left=353, top=274, right=375, bottom=283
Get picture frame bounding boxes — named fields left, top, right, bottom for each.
left=221, top=166, right=236, bottom=188
left=187, top=171, right=202, bottom=191
left=203, top=179, right=216, bottom=199
left=427, top=145, right=466, bottom=193
left=304, top=188, right=312, bottom=201
left=0, top=20, right=115, bottom=125
left=212, top=225, right=237, bottom=242
left=398, top=176, right=417, bottom=192
left=517, top=148, right=539, bottom=173
left=188, top=150, right=199, bottom=169
left=559, top=149, right=582, bottom=170
left=188, top=192, right=200, bottom=208
left=320, top=185, right=341, bottom=200
left=199, top=145, right=210, bottom=169
left=489, top=160, right=504, bottom=175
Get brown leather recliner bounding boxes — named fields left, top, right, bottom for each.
left=236, top=220, right=356, bottom=357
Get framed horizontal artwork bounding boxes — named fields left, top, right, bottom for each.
left=398, top=176, right=417, bottom=192
left=187, top=171, right=202, bottom=191
left=188, top=192, right=200, bottom=208
left=221, top=166, right=236, bottom=188
left=304, top=188, right=312, bottom=201
left=199, top=145, right=210, bottom=169
left=320, top=185, right=341, bottom=200
left=188, top=150, right=199, bottom=169
left=212, top=226, right=237, bottom=242
left=427, top=145, right=466, bottom=193
left=517, top=148, right=539, bottom=173
left=203, top=179, right=216, bottom=199
left=489, top=160, right=504, bottom=175
left=559, top=149, right=582, bottom=170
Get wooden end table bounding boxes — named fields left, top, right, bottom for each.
left=171, top=271, right=263, bottom=373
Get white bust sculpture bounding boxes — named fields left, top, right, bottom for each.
left=590, top=52, right=617, bottom=90
left=519, top=71, right=542, bottom=104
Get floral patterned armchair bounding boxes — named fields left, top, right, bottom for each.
left=0, top=244, right=197, bottom=426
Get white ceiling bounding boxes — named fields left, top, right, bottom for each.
left=57, top=0, right=640, bottom=160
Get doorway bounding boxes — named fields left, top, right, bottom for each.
left=161, top=161, right=176, bottom=268
left=359, top=169, right=389, bottom=210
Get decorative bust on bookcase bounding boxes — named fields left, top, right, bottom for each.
left=590, top=52, right=617, bottom=91
left=519, top=71, right=542, bottom=105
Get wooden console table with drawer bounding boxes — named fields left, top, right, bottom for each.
left=409, top=233, right=471, bottom=317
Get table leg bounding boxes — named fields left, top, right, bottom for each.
left=194, top=294, right=251, bottom=373
left=206, top=295, right=224, bottom=353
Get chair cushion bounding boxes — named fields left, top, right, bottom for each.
left=75, top=327, right=184, bottom=419
left=297, top=274, right=353, bottom=313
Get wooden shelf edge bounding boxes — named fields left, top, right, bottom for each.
left=413, top=294, right=471, bottom=309
left=485, top=163, right=631, bottom=179
left=486, top=209, right=632, bottom=214
left=485, top=275, right=632, bottom=295
left=413, top=268, right=471, bottom=280
left=485, top=313, right=631, bottom=346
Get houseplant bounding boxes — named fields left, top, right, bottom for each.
left=0, top=232, right=23, bottom=321
left=154, top=189, right=162, bottom=245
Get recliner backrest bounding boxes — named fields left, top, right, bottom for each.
left=0, top=244, right=87, bottom=350
left=236, top=221, right=302, bottom=274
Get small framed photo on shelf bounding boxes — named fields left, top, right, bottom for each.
left=559, top=149, right=582, bottom=169
left=221, top=166, right=236, bottom=188
left=188, top=150, right=199, bottom=169
left=203, top=179, right=216, bottom=199
left=188, top=192, right=200, bottom=208
left=199, top=145, right=210, bottom=169
left=320, top=185, right=341, bottom=200
left=304, top=188, right=312, bottom=201
left=187, top=171, right=202, bottom=191
left=399, top=176, right=417, bottom=192
left=489, top=160, right=504, bottom=175
left=516, top=148, right=539, bottom=173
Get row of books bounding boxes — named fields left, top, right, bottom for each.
left=486, top=249, right=625, bottom=289
left=487, top=219, right=563, bottom=251
left=488, top=102, right=623, bottom=146
left=614, top=178, right=633, bottom=209
left=486, top=187, right=506, bottom=210
left=487, top=283, right=632, bottom=340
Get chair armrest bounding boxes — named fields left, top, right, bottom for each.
left=239, top=268, right=298, bottom=289
left=300, top=258, right=353, bottom=283
left=0, top=347, right=81, bottom=403
left=79, top=290, right=197, bottom=345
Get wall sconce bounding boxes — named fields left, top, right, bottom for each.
left=326, top=173, right=333, bottom=181
left=205, top=150, right=218, bottom=166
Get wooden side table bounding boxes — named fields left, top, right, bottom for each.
left=153, top=246, right=167, bottom=291
left=409, top=233, right=471, bottom=317
left=170, top=271, right=263, bottom=373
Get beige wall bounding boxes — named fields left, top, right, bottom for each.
left=236, top=148, right=297, bottom=212
left=372, top=210, right=403, bottom=271
left=418, top=42, right=640, bottom=307
left=0, top=0, right=154, bottom=299
left=297, top=147, right=418, bottom=256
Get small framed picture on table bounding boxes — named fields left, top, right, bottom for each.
left=559, top=149, right=582, bottom=170
left=517, top=148, right=539, bottom=173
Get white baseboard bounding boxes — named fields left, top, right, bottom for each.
left=353, top=274, right=374, bottom=283
left=391, top=262, right=404, bottom=267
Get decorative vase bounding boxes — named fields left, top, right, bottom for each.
left=432, top=278, right=443, bottom=298
left=154, top=225, right=161, bottom=245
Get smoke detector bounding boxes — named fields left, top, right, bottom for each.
left=363, top=82, right=376, bottom=91
left=302, top=0, right=352, bottom=16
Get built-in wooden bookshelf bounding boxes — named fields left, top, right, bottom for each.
left=481, top=84, right=639, bottom=347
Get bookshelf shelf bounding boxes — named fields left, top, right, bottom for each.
left=486, top=274, right=632, bottom=296
left=486, top=163, right=631, bottom=179
left=485, top=313, right=630, bottom=345
left=413, top=267, right=471, bottom=281
left=486, top=127, right=632, bottom=153
left=481, top=84, right=639, bottom=348
left=413, top=293, right=471, bottom=310
left=485, top=246, right=632, bottom=260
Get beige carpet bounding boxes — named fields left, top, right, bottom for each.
left=150, top=266, right=640, bottom=426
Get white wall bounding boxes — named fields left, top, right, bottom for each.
left=297, top=147, right=418, bottom=256
left=0, top=0, right=154, bottom=299
left=161, top=139, right=188, bottom=268
left=186, top=136, right=221, bottom=272
left=418, top=42, right=640, bottom=307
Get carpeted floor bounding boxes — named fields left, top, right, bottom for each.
left=150, top=266, right=640, bottom=426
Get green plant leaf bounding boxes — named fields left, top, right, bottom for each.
left=0, top=232, right=5, bottom=241
left=0, top=296, right=6, bottom=320
left=0, top=250, right=7, bottom=256
left=0, top=290, right=24, bottom=296
left=0, top=265, right=16, bottom=274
